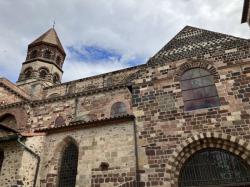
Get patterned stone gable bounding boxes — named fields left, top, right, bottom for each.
left=150, top=26, right=250, bottom=66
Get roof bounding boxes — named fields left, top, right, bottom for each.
left=29, top=28, right=65, bottom=54
left=149, top=26, right=250, bottom=64
left=242, top=0, right=250, bottom=23
left=0, top=123, right=19, bottom=142
left=35, top=114, right=135, bottom=133
left=0, top=78, right=31, bottom=101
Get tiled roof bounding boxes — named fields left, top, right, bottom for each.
left=0, top=123, right=19, bottom=142
left=29, top=28, right=65, bottom=54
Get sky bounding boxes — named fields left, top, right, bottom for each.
left=0, top=0, right=249, bottom=83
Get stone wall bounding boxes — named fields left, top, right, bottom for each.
left=42, top=65, right=143, bottom=99
left=30, top=88, right=132, bottom=130
left=38, top=121, right=135, bottom=187
left=0, top=141, right=24, bottom=187
left=132, top=58, right=250, bottom=186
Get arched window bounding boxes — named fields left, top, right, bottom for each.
left=39, top=68, right=49, bottom=79
left=0, top=114, right=17, bottom=129
left=111, top=102, right=127, bottom=117
left=106, top=77, right=112, bottom=87
left=0, top=150, right=4, bottom=173
left=179, top=148, right=250, bottom=187
left=53, top=73, right=60, bottom=84
left=23, top=67, right=33, bottom=79
left=54, top=116, right=65, bottom=127
left=181, top=68, right=220, bottom=111
left=56, top=56, right=61, bottom=66
left=44, top=50, right=51, bottom=59
left=30, top=50, right=38, bottom=59
left=58, top=142, right=78, bottom=187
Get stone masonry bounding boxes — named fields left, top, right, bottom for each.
left=0, top=14, right=249, bottom=187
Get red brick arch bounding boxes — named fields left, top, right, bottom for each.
left=166, top=132, right=250, bottom=187
left=174, top=59, right=220, bottom=82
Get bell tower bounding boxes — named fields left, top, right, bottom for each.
left=17, top=28, right=66, bottom=96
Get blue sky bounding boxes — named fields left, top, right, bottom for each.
left=0, top=0, right=249, bottom=82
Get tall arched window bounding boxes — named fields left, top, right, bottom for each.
left=179, top=148, right=250, bottom=187
left=181, top=68, right=220, bottom=111
left=39, top=68, right=49, bottom=79
left=111, top=102, right=127, bottom=117
left=58, top=142, right=78, bottom=187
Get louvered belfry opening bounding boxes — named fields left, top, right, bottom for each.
left=58, top=142, right=78, bottom=187
left=179, top=148, right=250, bottom=187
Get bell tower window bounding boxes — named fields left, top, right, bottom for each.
left=23, top=67, right=33, bottom=79
left=53, top=73, right=60, bottom=84
left=56, top=56, right=61, bottom=66
left=44, top=50, right=52, bottom=59
left=30, top=50, right=38, bottom=59
left=39, top=68, right=49, bottom=79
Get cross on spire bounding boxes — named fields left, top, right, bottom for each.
left=53, top=20, right=56, bottom=29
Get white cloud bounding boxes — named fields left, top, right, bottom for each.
left=0, top=0, right=248, bottom=82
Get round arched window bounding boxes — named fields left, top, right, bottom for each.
left=110, top=102, right=127, bottom=117
left=23, top=67, right=33, bottom=79
left=39, top=68, right=49, bottom=79
left=53, top=73, right=60, bottom=84
left=179, top=148, right=250, bottom=187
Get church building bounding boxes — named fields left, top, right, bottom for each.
left=0, top=2, right=250, bottom=187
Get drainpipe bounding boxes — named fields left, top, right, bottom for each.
left=17, top=136, right=40, bottom=187
left=133, top=118, right=140, bottom=187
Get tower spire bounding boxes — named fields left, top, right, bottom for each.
left=17, top=28, right=66, bottom=89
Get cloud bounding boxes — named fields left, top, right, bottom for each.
left=0, top=0, right=248, bottom=83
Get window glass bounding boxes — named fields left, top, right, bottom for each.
left=58, top=143, right=78, bottom=187
left=179, top=149, right=250, bottom=187
left=111, top=102, right=127, bottom=117
left=181, top=68, right=219, bottom=111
